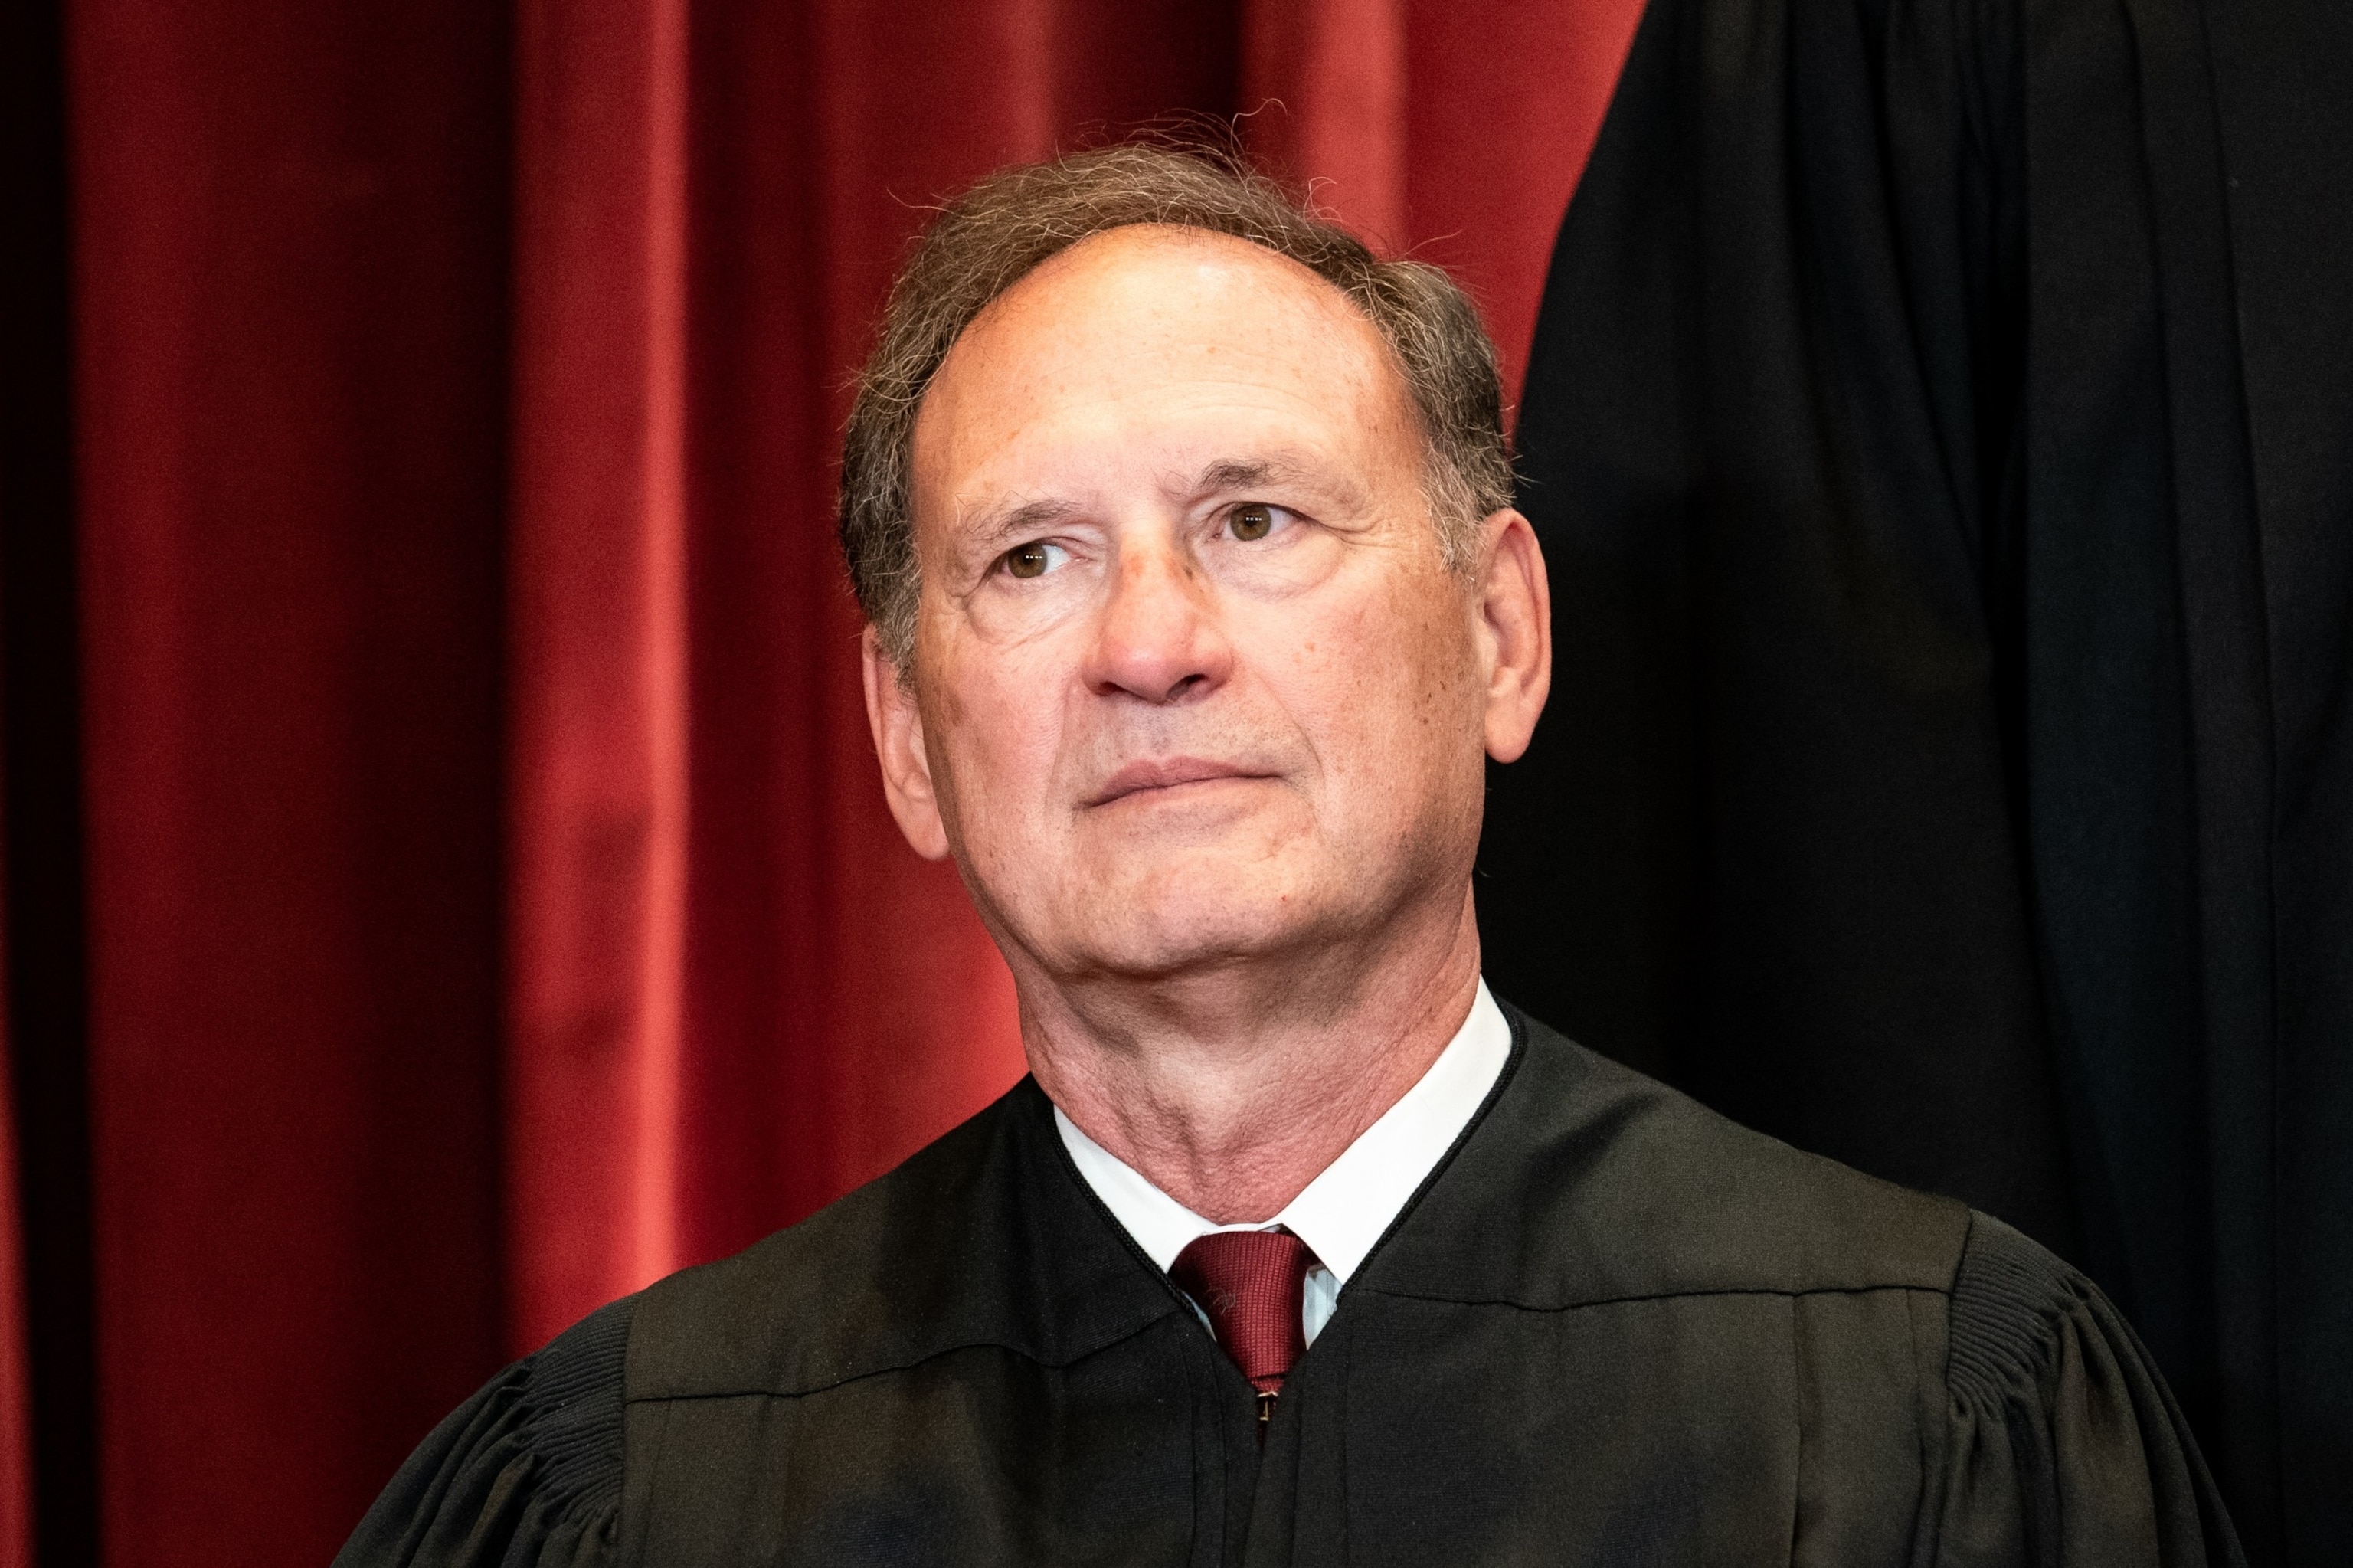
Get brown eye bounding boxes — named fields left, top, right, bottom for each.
left=1004, top=542, right=1053, bottom=578
left=1230, top=503, right=1276, bottom=541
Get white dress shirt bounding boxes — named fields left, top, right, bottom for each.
left=1054, top=980, right=1513, bottom=1344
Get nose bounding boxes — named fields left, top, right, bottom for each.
left=1081, top=532, right=1232, bottom=705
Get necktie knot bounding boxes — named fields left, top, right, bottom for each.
left=1169, top=1229, right=1319, bottom=1399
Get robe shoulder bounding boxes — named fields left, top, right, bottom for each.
left=1369, top=1007, right=1978, bottom=1304
left=333, top=1294, right=633, bottom=1568
left=335, top=1078, right=1177, bottom=1567
left=1383, top=1010, right=2240, bottom=1564
left=624, top=1077, right=1176, bottom=1402
left=1936, top=1211, right=2246, bottom=1566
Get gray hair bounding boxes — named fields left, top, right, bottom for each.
left=838, top=141, right=1513, bottom=669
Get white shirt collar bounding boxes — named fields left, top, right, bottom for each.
left=1053, top=980, right=1513, bottom=1287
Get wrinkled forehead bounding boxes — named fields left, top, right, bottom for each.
left=908, top=227, right=1420, bottom=530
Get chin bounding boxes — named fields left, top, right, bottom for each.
left=1069, top=881, right=1314, bottom=979
left=1039, top=871, right=1270, bottom=961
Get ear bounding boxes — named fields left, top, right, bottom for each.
left=1472, top=509, right=1552, bottom=763
left=861, top=626, right=953, bottom=861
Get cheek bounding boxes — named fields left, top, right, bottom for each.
left=1251, top=575, right=1477, bottom=797
left=923, top=641, right=1065, bottom=840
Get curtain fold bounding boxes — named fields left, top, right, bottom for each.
left=14, top=0, right=1639, bottom=1561
left=504, top=0, right=699, bottom=1357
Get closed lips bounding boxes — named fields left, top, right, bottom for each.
left=1088, top=759, right=1272, bottom=805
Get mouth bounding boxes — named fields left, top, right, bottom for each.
left=1086, top=757, right=1276, bottom=807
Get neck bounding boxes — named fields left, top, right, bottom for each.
left=1017, top=888, right=1483, bottom=1223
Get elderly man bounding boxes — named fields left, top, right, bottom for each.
left=342, top=146, right=2237, bottom=1567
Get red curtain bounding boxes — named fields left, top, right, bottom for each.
left=3, top=0, right=1639, bottom=1560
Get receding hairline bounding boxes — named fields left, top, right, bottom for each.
left=909, top=221, right=1428, bottom=532
left=923, top=219, right=1402, bottom=404
left=977, top=218, right=1372, bottom=306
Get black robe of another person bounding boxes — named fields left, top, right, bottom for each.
left=1477, top=1, right=2351, bottom=1560
left=338, top=1010, right=2237, bottom=1566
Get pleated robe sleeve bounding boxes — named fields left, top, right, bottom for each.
left=334, top=1296, right=633, bottom=1568
left=1933, top=1216, right=2243, bottom=1566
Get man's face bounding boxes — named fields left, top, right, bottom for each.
left=870, top=226, right=1533, bottom=988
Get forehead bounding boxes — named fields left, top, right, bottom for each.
left=911, top=227, right=1415, bottom=521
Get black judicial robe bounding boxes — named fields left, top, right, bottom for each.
left=1477, top=0, right=2352, bottom=1560
left=339, top=1010, right=2238, bottom=1566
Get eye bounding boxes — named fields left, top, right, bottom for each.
left=1002, top=540, right=1066, bottom=579
left=1227, top=502, right=1287, bottom=542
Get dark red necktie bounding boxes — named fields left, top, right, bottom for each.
left=1169, top=1229, right=1319, bottom=1429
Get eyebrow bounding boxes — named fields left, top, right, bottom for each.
left=963, top=495, right=1083, bottom=551
left=1188, top=453, right=1370, bottom=513
left=1196, top=457, right=1284, bottom=493
left=1192, top=456, right=1312, bottom=497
